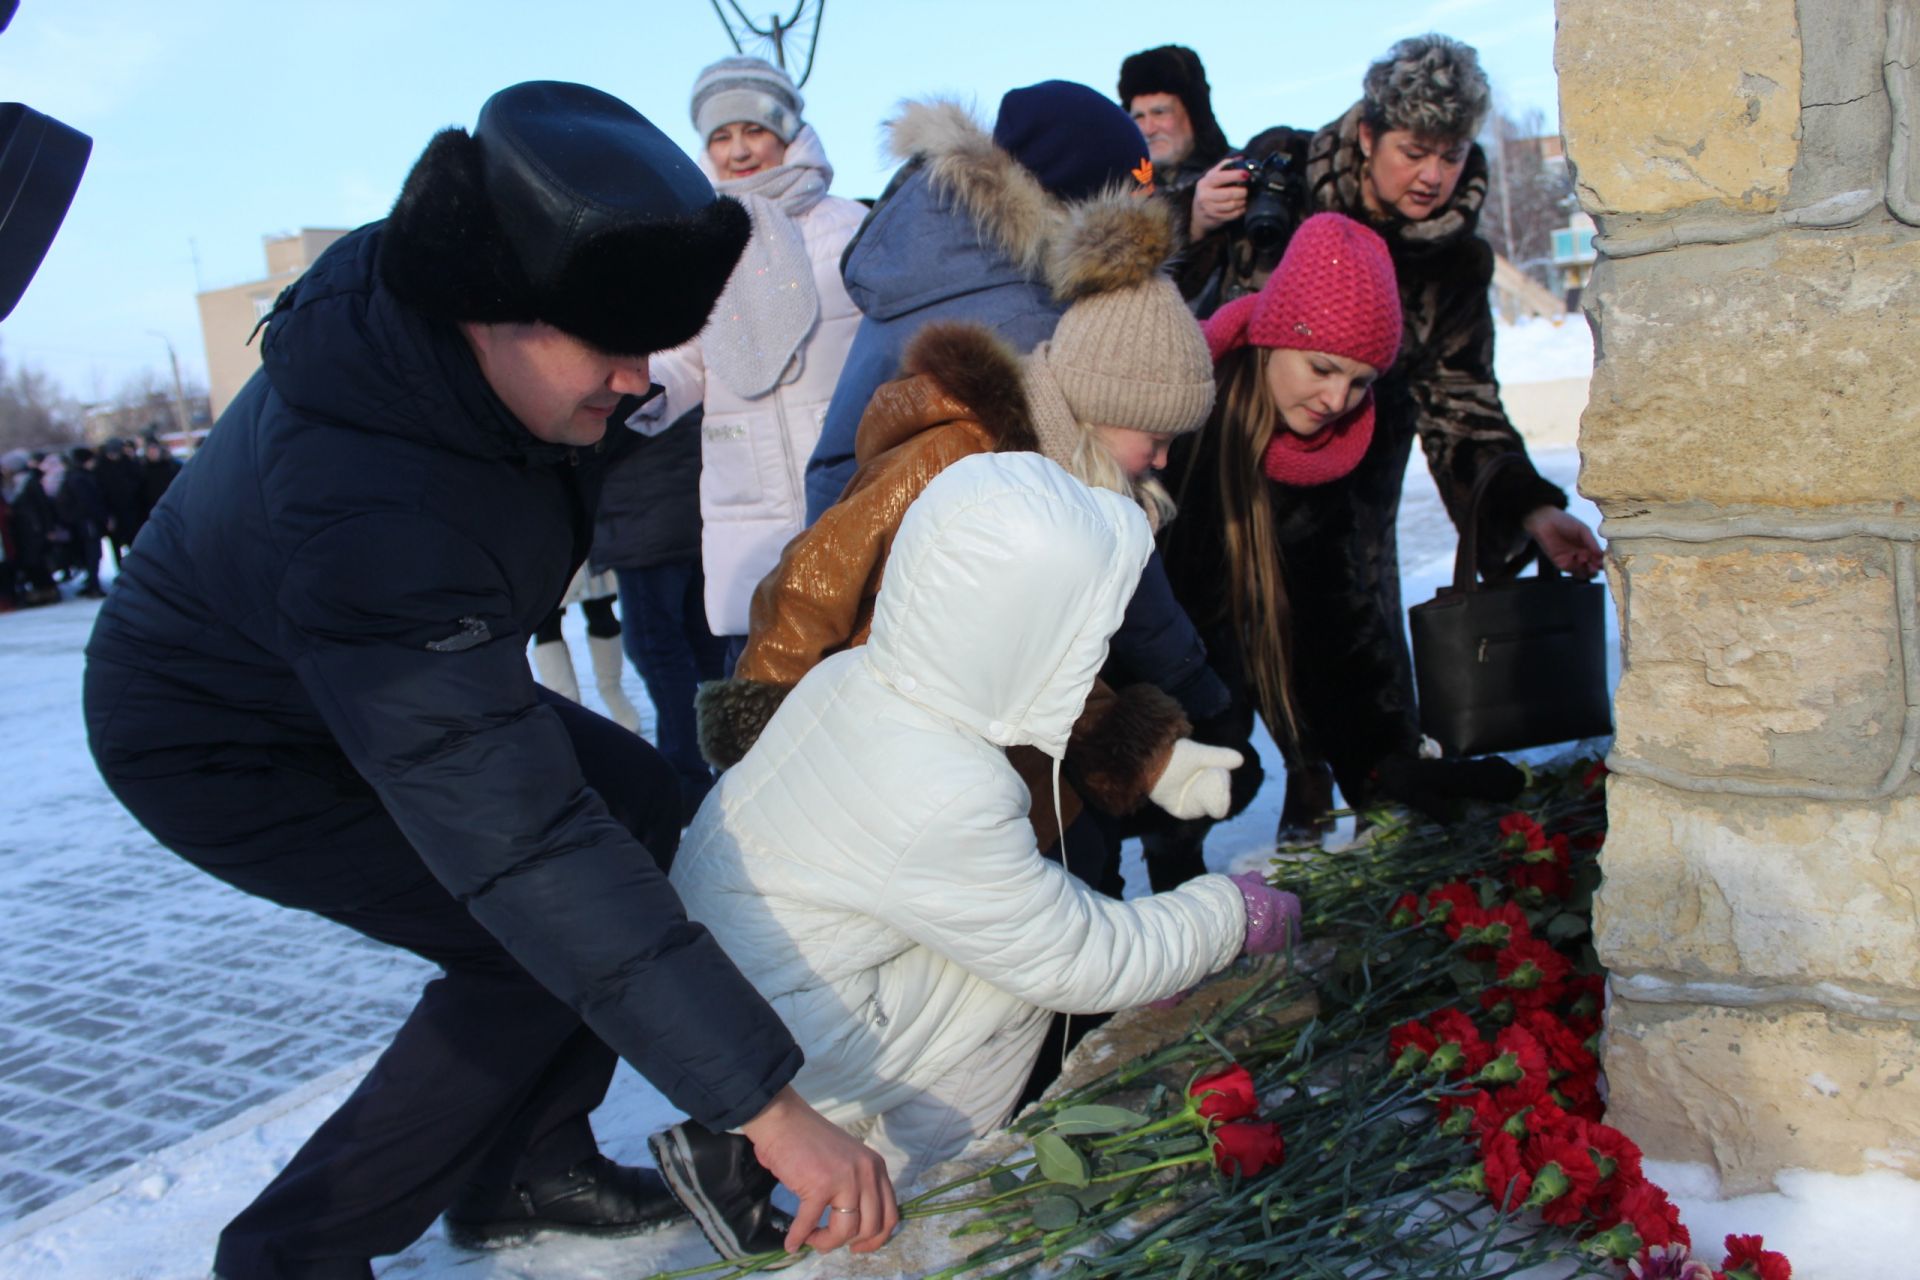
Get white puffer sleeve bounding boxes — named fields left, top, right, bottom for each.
left=877, top=783, right=1246, bottom=1014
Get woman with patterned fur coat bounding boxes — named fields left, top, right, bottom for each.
left=1166, top=34, right=1603, bottom=833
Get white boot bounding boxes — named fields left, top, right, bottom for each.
left=531, top=638, right=580, bottom=703
left=589, top=634, right=642, bottom=732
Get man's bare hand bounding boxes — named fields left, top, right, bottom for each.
left=739, top=1085, right=898, bottom=1255
left=1191, top=157, right=1251, bottom=239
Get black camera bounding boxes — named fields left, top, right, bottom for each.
left=1231, top=151, right=1303, bottom=251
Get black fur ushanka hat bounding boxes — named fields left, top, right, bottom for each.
left=1116, top=45, right=1231, bottom=164
left=379, top=81, right=751, bottom=357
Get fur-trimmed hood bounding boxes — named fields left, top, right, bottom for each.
left=853, top=322, right=1039, bottom=464
left=839, top=98, right=1166, bottom=326
left=884, top=99, right=1060, bottom=277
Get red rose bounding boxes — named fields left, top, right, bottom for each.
left=1188, top=1064, right=1258, bottom=1123
left=1720, top=1232, right=1791, bottom=1280
left=1479, top=1129, right=1531, bottom=1210
left=1211, top=1120, right=1286, bottom=1176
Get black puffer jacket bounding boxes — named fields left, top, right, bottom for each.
left=591, top=406, right=702, bottom=573
left=84, top=224, right=800, bottom=1130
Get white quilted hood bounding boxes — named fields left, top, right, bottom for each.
left=861, top=452, right=1153, bottom=760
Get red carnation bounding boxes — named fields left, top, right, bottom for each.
left=1523, top=831, right=1573, bottom=866
left=1429, top=1007, right=1493, bottom=1073
left=1389, top=1020, right=1439, bottom=1073
left=1211, top=1120, right=1286, bottom=1176
left=1582, top=760, right=1608, bottom=792
left=1519, top=1010, right=1599, bottom=1078
left=1388, top=892, right=1423, bottom=927
left=1615, top=1181, right=1691, bottom=1250
left=1188, top=1064, right=1258, bottom=1122
left=1497, top=936, right=1572, bottom=1008
left=1424, top=881, right=1479, bottom=926
left=1521, top=1132, right=1600, bottom=1225
left=1479, top=1129, right=1531, bottom=1210
left=1499, top=812, right=1548, bottom=854
left=1719, top=1232, right=1791, bottom=1280
left=1509, top=857, right=1573, bottom=903
left=1587, top=1122, right=1645, bottom=1191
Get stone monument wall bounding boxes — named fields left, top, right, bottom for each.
left=1558, top=0, right=1920, bottom=1192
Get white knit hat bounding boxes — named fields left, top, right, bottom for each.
left=690, top=56, right=804, bottom=143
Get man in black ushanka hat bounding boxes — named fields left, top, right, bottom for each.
left=83, top=82, right=896, bottom=1279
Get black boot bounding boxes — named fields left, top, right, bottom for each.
left=1276, top=762, right=1336, bottom=845
left=648, top=1120, right=795, bottom=1263
left=443, top=1153, right=685, bottom=1250
left=1140, top=824, right=1210, bottom=893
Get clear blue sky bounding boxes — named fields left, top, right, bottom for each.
left=0, top=0, right=1559, bottom=401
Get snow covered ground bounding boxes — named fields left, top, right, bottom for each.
left=0, top=318, right=1912, bottom=1274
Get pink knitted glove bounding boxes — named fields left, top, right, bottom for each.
left=1232, top=872, right=1301, bottom=956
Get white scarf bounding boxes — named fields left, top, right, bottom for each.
left=701, top=124, right=834, bottom=399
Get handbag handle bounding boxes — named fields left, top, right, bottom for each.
left=1451, top=452, right=1558, bottom=594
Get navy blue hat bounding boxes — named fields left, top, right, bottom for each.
left=991, top=80, right=1153, bottom=202
left=380, top=81, right=751, bottom=355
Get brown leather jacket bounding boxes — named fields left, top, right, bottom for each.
left=697, top=323, right=1187, bottom=850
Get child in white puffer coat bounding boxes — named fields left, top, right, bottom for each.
left=651, top=453, right=1298, bottom=1260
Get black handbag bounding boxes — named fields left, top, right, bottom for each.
left=1407, top=454, right=1612, bottom=757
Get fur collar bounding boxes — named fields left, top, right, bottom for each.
left=886, top=99, right=1062, bottom=278
left=899, top=321, right=1039, bottom=452
left=1305, top=102, right=1490, bottom=253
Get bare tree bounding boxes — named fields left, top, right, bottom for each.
left=1480, top=105, right=1577, bottom=291
left=0, top=342, right=86, bottom=452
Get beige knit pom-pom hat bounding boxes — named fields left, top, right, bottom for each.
left=1021, top=194, right=1216, bottom=463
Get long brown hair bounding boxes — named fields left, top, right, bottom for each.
left=1210, top=346, right=1299, bottom=744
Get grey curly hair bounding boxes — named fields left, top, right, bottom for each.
left=1361, top=33, right=1491, bottom=142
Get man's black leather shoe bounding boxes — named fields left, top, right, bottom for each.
left=647, top=1120, right=794, bottom=1262
left=443, top=1153, right=687, bottom=1250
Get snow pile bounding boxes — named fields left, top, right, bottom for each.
left=1494, top=315, right=1595, bottom=385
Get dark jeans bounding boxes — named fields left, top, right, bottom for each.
left=614, top=562, right=727, bottom=822
left=92, top=687, right=682, bottom=1280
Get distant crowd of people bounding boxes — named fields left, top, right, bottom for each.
left=78, top=32, right=1607, bottom=1280
left=0, top=434, right=180, bottom=610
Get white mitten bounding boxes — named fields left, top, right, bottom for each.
left=1147, top=739, right=1245, bottom=820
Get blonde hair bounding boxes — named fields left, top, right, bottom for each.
left=1065, top=428, right=1179, bottom=533
left=1207, top=346, right=1299, bottom=743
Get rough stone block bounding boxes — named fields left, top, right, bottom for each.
left=1580, top=226, right=1920, bottom=506
left=1609, top=540, right=1904, bottom=783
left=1556, top=0, right=1799, bottom=216
left=1602, top=996, right=1920, bottom=1193
left=1595, top=777, right=1920, bottom=990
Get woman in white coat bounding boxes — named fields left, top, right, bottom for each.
left=637, top=56, right=869, bottom=671
left=651, top=454, right=1299, bottom=1259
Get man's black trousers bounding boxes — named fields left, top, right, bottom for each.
left=86, top=679, right=682, bottom=1280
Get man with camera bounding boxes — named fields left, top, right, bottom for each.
left=1118, top=44, right=1231, bottom=194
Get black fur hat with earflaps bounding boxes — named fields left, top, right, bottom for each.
left=379, top=81, right=751, bottom=356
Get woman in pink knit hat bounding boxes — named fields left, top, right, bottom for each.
left=1148, top=212, right=1406, bottom=885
